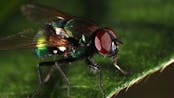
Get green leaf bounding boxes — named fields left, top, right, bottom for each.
left=0, top=0, right=174, bottom=98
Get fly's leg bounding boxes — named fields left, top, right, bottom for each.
left=112, top=56, right=127, bottom=75
left=38, top=64, right=55, bottom=83
left=54, top=62, right=71, bottom=98
left=28, top=63, right=54, bottom=98
left=28, top=58, right=74, bottom=98
left=86, top=58, right=106, bottom=98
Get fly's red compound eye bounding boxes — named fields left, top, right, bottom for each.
left=95, top=28, right=117, bottom=56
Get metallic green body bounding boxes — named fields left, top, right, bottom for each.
left=35, top=30, right=49, bottom=58
left=35, top=18, right=98, bottom=59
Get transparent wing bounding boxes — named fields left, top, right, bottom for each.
left=21, top=3, right=74, bottom=23
left=0, top=29, right=41, bottom=51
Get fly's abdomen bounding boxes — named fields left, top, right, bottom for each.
left=34, top=29, right=67, bottom=58
left=34, top=30, right=49, bottom=58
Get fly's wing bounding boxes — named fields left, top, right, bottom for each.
left=21, top=3, right=74, bottom=23
left=0, top=29, right=46, bottom=51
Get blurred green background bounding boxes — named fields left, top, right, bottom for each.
left=0, top=0, right=174, bottom=98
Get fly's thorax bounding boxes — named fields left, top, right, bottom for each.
left=66, top=47, right=86, bottom=59
left=64, top=18, right=98, bottom=43
left=48, top=17, right=70, bottom=38
left=47, top=18, right=98, bottom=47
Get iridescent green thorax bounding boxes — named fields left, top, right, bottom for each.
left=64, top=18, right=98, bottom=42
left=51, top=17, right=67, bottom=28
left=51, top=19, right=70, bottom=38
left=67, top=48, right=86, bottom=59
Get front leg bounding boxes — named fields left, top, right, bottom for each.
left=86, top=58, right=106, bottom=98
left=112, top=56, right=127, bottom=75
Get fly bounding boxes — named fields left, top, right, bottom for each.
left=0, top=3, right=127, bottom=98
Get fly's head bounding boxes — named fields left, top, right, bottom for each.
left=94, top=28, right=122, bottom=62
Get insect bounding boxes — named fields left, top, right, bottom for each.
left=0, top=3, right=127, bottom=98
